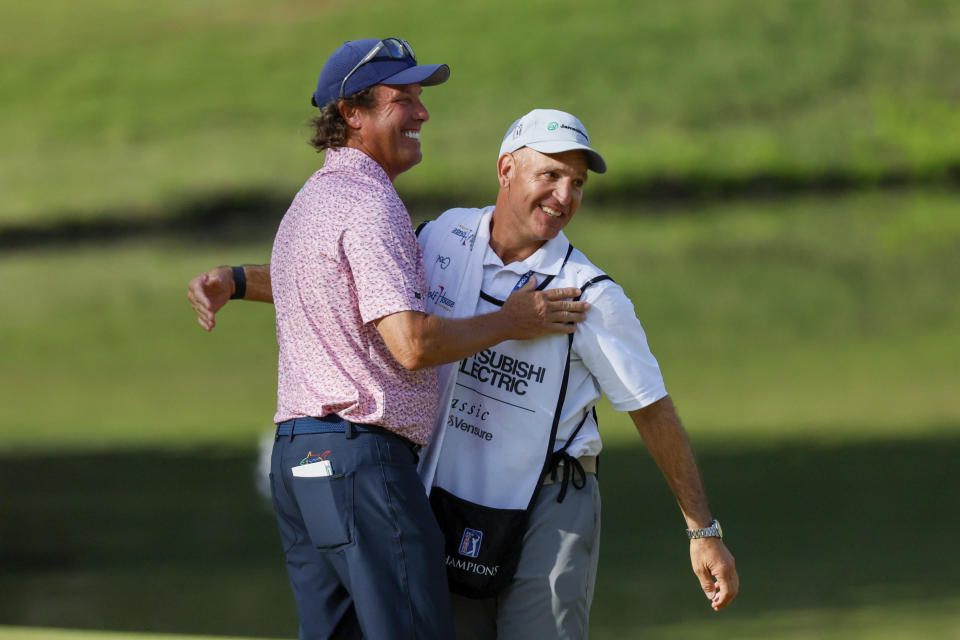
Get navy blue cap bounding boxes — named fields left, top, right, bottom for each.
left=312, top=38, right=450, bottom=108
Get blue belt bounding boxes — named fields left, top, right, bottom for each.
left=276, top=415, right=411, bottom=446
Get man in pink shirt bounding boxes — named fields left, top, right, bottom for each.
left=192, top=39, right=588, bottom=640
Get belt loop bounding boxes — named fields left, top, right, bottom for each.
left=344, top=420, right=355, bottom=439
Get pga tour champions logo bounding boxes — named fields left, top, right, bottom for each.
left=447, top=528, right=497, bottom=576
left=459, top=528, right=483, bottom=558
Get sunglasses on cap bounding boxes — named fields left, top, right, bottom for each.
left=339, top=38, right=417, bottom=99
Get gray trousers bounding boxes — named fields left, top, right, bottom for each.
left=450, top=474, right=601, bottom=640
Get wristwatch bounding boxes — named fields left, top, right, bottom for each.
left=686, top=519, right=723, bottom=540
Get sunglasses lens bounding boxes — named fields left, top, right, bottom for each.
left=338, top=38, right=418, bottom=99
left=399, top=39, right=416, bottom=61
left=381, top=38, right=415, bottom=62
left=382, top=39, right=406, bottom=58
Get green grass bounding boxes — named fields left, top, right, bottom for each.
left=4, top=2, right=959, bottom=637
left=6, top=605, right=959, bottom=638
left=627, top=599, right=960, bottom=639
left=4, top=0, right=960, bottom=226
left=0, top=239, right=278, bottom=452
left=3, top=439, right=957, bottom=639
left=569, top=189, right=960, bottom=446
left=2, top=190, right=956, bottom=453
left=0, top=628, right=280, bottom=640
left=1, top=191, right=957, bottom=637
left=6, top=598, right=960, bottom=640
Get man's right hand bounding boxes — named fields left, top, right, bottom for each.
left=374, top=277, right=591, bottom=371
left=187, top=266, right=234, bottom=331
left=500, top=277, right=590, bottom=340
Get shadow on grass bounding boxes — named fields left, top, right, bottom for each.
left=592, top=430, right=960, bottom=636
left=1, top=430, right=957, bottom=638
left=3, top=163, right=960, bottom=251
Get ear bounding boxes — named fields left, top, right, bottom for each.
left=497, top=153, right=515, bottom=189
left=338, top=100, right=364, bottom=130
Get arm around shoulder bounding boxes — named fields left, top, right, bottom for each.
left=373, top=277, right=590, bottom=370
left=374, top=308, right=514, bottom=370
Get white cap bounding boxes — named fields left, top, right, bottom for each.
left=498, top=108, right=606, bottom=173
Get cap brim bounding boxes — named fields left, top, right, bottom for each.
left=380, top=63, right=450, bottom=88
left=526, top=141, right=607, bottom=174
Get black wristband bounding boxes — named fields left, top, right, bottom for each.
left=230, top=266, right=247, bottom=300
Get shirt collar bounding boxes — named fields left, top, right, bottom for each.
left=322, top=146, right=393, bottom=187
left=483, top=229, right=571, bottom=277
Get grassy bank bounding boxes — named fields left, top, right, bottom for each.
left=2, top=438, right=957, bottom=638
left=1, top=190, right=956, bottom=452
left=0, top=629, right=281, bottom=640
left=5, top=2, right=958, bottom=637
left=3, top=0, right=960, bottom=226
left=2, top=190, right=957, bottom=637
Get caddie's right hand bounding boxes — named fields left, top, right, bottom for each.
left=187, top=265, right=234, bottom=331
left=500, top=277, right=590, bottom=340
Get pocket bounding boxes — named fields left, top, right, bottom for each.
left=268, top=471, right=299, bottom=554
left=291, top=472, right=354, bottom=549
left=429, top=487, right=529, bottom=598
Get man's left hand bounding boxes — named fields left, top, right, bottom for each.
left=187, top=266, right=234, bottom=331
left=690, top=537, right=738, bottom=611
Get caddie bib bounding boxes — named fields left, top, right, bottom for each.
left=417, top=207, right=608, bottom=597
left=432, top=258, right=574, bottom=510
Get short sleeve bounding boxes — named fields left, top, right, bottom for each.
left=575, top=280, right=668, bottom=411
left=343, top=205, right=427, bottom=324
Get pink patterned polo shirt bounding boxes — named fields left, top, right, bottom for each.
left=270, top=146, right=438, bottom=445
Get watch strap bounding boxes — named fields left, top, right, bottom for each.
left=686, top=519, right=722, bottom=540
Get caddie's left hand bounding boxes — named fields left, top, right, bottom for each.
left=690, top=538, right=738, bottom=611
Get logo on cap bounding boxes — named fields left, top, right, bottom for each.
left=547, top=121, right=559, bottom=131
left=560, top=123, right=588, bottom=140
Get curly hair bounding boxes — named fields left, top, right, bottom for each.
left=309, top=87, right=378, bottom=151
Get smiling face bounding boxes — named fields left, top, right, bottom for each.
left=490, top=147, right=589, bottom=263
left=343, top=83, right=429, bottom=180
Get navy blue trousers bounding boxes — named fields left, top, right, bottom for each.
left=270, top=419, right=455, bottom=640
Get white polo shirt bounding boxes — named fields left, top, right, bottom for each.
left=478, top=233, right=668, bottom=458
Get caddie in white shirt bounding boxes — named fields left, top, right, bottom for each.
left=188, top=108, right=739, bottom=639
